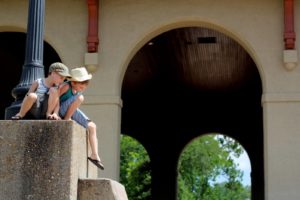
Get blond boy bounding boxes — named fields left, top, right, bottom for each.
left=11, top=62, right=70, bottom=120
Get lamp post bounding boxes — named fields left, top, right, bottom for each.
left=5, top=0, right=45, bottom=119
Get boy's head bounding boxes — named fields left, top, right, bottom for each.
left=69, top=67, right=92, bottom=92
left=49, top=62, right=71, bottom=78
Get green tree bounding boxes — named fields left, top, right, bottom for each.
left=120, top=135, right=151, bottom=200
left=177, top=134, right=250, bottom=200
left=120, top=134, right=250, bottom=200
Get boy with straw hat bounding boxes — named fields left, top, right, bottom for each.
left=56, top=67, right=104, bottom=170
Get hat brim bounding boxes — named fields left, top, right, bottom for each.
left=57, top=71, right=72, bottom=78
left=69, top=74, right=92, bottom=82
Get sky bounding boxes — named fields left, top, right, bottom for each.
left=234, top=151, right=251, bottom=186
left=212, top=134, right=251, bottom=186
left=215, top=150, right=251, bottom=186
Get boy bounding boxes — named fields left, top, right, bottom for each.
left=11, top=62, right=71, bottom=120
left=56, top=67, right=104, bottom=170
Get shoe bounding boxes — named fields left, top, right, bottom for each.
left=88, top=157, right=104, bottom=170
left=11, top=115, right=23, bottom=120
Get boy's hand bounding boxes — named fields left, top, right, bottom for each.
left=47, top=113, right=61, bottom=120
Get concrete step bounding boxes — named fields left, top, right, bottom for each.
left=78, top=178, right=128, bottom=200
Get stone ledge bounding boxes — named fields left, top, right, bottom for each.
left=0, top=120, right=88, bottom=200
left=78, top=178, right=128, bottom=200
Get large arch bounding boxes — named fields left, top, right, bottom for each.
left=121, top=25, right=263, bottom=199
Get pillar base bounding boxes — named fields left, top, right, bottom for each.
left=0, top=120, right=88, bottom=200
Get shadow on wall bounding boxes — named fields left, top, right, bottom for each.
left=0, top=32, right=61, bottom=119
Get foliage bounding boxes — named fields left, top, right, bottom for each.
left=120, top=134, right=250, bottom=200
left=177, top=134, right=250, bottom=200
left=120, top=135, right=151, bottom=200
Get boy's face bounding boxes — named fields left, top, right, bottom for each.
left=71, top=81, right=89, bottom=92
left=52, top=72, right=66, bottom=84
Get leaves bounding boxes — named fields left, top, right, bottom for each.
left=177, top=134, right=250, bottom=200
left=120, top=135, right=151, bottom=200
left=120, top=134, right=250, bottom=200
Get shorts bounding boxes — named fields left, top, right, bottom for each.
left=29, top=93, right=49, bottom=119
left=59, top=94, right=90, bottom=128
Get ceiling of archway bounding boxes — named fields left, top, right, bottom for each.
left=123, top=27, right=259, bottom=93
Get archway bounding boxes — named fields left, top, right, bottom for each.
left=121, top=26, right=263, bottom=200
left=0, top=32, right=61, bottom=119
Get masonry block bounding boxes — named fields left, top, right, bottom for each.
left=78, top=178, right=128, bottom=200
left=0, top=120, right=87, bottom=200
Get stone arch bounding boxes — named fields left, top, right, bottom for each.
left=121, top=23, right=263, bottom=199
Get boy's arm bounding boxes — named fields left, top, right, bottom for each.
left=59, top=82, right=70, bottom=96
left=51, top=101, right=61, bottom=120
left=27, top=80, right=39, bottom=94
left=58, top=82, right=74, bottom=120
left=53, top=100, right=60, bottom=114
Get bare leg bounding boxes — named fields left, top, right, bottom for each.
left=87, top=121, right=104, bottom=169
left=14, top=93, right=38, bottom=117
left=87, top=121, right=101, bottom=161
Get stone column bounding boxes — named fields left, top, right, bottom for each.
left=82, top=95, right=122, bottom=180
left=262, top=93, right=300, bottom=200
left=5, top=0, right=45, bottom=119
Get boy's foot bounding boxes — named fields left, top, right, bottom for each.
left=88, top=157, right=104, bottom=170
left=11, top=114, right=23, bottom=120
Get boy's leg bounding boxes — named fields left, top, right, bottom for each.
left=60, top=94, right=84, bottom=120
left=87, top=121, right=104, bottom=169
left=13, top=93, right=38, bottom=118
left=60, top=96, right=103, bottom=166
left=31, top=93, right=47, bottom=119
left=87, top=121, right=101, bottom=162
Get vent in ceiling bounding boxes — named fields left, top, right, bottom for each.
left=197, top=37, right=216, bottom=44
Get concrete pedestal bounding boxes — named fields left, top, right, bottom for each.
left=0, top=120, right=87, bottom=200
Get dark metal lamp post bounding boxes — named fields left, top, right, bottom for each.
left=5, top=0, right=45, bottom=119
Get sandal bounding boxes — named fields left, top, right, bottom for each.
left=11, top=114, right=23, bottom=120
left=88, top=157, right=104, bottom=170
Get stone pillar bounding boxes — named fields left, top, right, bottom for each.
left=5, top=0, right=45, bottom=119
left=82, top=95, right=122, bottom=180
left=0, top=121, right=87, bottom=200
left=262, top=93, right=300, bottom=200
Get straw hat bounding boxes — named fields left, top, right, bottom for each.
left=69, top=67, right=92, bottom=82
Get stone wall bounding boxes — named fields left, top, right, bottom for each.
left=0, top=120, right=128, bottom=200
left=0, top=120, right=87, bottom=200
